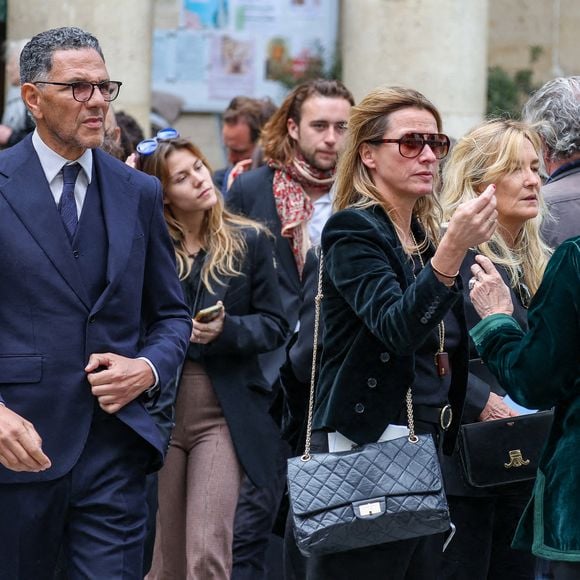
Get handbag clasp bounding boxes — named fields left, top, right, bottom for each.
left=504, top=449, right=530, bottom=469
left=353, top=498, right=385, bottom=519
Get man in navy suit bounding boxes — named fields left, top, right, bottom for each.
left=0, top=27, right=191, bottom=579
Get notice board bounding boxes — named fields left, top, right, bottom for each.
left=152, top=0, right=339, bottom=112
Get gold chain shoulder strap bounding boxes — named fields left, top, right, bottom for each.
left=301, top=250, right=325, bottom=461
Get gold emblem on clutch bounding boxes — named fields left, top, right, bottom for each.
left=504, top=449, right=530, bottom=469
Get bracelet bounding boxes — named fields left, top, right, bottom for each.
left=430, top=261, right=459, bottom=280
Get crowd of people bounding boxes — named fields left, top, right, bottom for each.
left=0, top=24, right=578, bottom=580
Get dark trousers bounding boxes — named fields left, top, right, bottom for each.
left=284, top=508, right=307, bottom=580
left=551, top=561, right=580, bottom=580
left=231, top=440, right=288, bottom=580
left=306, top=534, right=444, bottom=580
left=0, top=408, right=151, bottom=580
left=142, top=474, right=159, bottom=577
left=439, top=494, right=535, bottom=579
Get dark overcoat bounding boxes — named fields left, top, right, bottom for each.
left=184, top=228, right=289, bottom=487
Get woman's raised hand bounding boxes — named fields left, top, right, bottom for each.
left=431, top=185, right=498, bottom=281
left=444, top=184, right=498, bottom=252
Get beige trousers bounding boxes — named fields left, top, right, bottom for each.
left=147, top=361, right=244, bottom=580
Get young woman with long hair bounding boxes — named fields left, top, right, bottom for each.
left=138, top=136, right=288, bottom=579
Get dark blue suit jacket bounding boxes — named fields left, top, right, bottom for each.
left=0, top=135, right=192, bottom=483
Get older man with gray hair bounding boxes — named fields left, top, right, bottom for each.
left=522, top=76, right=580, bottom=247
left=0, top=26, right=191, bottom=579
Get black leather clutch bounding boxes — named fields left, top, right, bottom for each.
left=458, top=410, right=553, bottom=488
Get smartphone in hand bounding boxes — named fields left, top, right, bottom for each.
left=194, top=303, right=224, bottom=323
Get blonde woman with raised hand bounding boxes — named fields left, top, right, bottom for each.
left=439, top=118, right=552, bottom=580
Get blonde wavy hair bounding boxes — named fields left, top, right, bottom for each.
left=334, top=86, right=445, bottom=253
left=441, top=119, right=551, bottom=294
left=139, top=138, right=266, bottom=292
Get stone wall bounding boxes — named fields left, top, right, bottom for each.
left=7, top=0, right=580, bottom=163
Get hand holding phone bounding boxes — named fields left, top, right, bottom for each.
left=192, top=302, right=225, bottom=345
left=194, top=303, right=224, bottom=323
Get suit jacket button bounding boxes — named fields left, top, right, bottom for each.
left=380, top=352, right=390, bottom=363
left=89, top=316, right=96, bottom=323
left=420, top=316, right=428, bottom=324
left=354, top=403, right=365, bottom=414
left=73, top=250, right=80, bottom=259
left=367, top=377, right=377, bottom=388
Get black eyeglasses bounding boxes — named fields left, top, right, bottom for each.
left=368, top=132, right=451, bottom=160
left=32, top=80, right=122, bottom=103
left=136, top=128, right=180, bottom=156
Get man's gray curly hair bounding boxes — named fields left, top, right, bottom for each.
left=20, top=26, right=104, bottom=84
left=522, top=76, right=580, bottom=162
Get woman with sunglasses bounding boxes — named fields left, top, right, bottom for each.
left=438, top=119, right=551, bottom=580
left=305, top=86, right=497, bottom=579
left=136, top=134, right=289, bottom=579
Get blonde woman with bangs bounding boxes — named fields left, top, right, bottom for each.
left=137, top=135, right=289, bottom=579
left=438, top=119, right=551, bottom=580
left=306, top=86, right=497, bottom=580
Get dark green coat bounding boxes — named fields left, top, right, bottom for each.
left=470, top=236, right=580, bottom=561
left=312, top=205, right=469, bottom=454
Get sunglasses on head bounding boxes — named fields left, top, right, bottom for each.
left=368, top=132, right=451, bottom=160
left=136, top=128, right=180, bottom=156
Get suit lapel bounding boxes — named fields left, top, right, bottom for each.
left=0, top=140, right=91, bottom=309
left=90, top=150, right=140, bottom=314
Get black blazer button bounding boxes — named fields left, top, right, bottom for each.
left=354, top=403, right=365, bottom=414
left=367, top=377, right=377, bottom=388
left=380, top=352, right=390, bottom=363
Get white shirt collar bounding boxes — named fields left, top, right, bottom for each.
left=32, top=129, right=93, bottom=184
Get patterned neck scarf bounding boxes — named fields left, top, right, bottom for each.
left=269, top=153, right=336, bottom=276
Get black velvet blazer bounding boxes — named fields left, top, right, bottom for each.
left=312, top=205, right=469, bottom=454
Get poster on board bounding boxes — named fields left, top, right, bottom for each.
left=152, top=0, right=339, bottom=112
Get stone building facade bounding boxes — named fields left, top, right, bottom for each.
left=5, top=0, right=580, bottom=167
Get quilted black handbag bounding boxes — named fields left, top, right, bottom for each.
left=286, top=253, right=451, bottom=557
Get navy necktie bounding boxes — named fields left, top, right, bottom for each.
left=59, top=163, right=81, bottom=240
